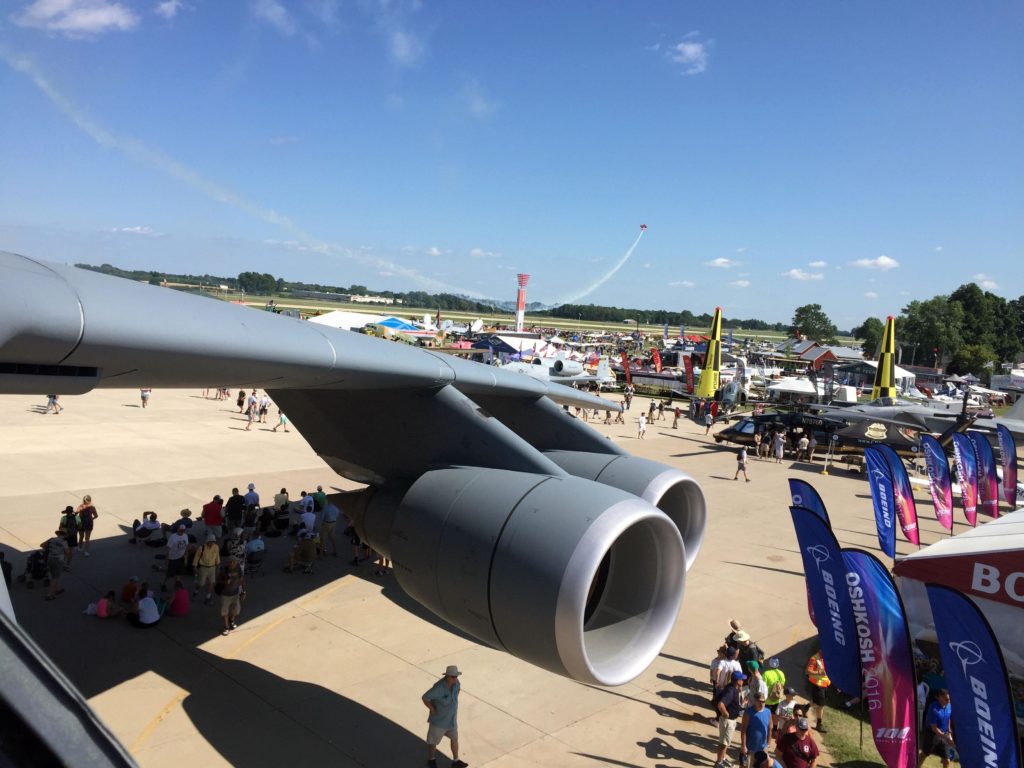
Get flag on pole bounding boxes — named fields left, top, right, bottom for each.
left=920, top=434, right=953, bottom=530
left=951, top=433, right=979, bottom=527
left=968, top=431, right=1000, bottom=518
left=876, top=444, right=920, bottom=545
left=842, top=549, right=918, bottom=768
left=927, top=585, right=1024, bottom=768
left=864, top=447, right=897, bottom=557
left=996, top=424, right=1018, bottom=507
left=788, top=479, right=829, bottom=526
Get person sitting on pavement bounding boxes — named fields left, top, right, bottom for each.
left=126, top=582, right=161, bottom=628
left=285, top=529, right=318, bottom=572
left=167, top=508, right=194, bottom=536
left=96, top=590, right=123, bottom=619
left=244, top=532, right=265, bottom=556
left=121, top=576, right=140, bottom=605
left=130, top=512, right=165, bottom=546
left=167, top=578, right=190, bottom=617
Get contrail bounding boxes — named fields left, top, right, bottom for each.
left=1, top=46, right=485, bottom=298
left=548, top=227, right=646, bottom=306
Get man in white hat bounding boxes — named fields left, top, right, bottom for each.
left=422, top=664, right=468, bottom=768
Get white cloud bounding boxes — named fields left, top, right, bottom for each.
left=808, top=260, right=826, bottom=268
left=425, top=246, right=442, bottom=257
left=154, top=0, right=182, bottom=19
left=667, top=33, right=709, bottom=75
left=973, top=273, right=999, bottom=291
left=269, top=135, right=299, bottom=145
left=14, top=0, right=139, bottom=35
left=735, top=247, right=747, bottom=254
left=643, top=262, right=651, bottom=269
left=669, top=280, right=695, bottom=288
left=782, top=268, right=824, bottom=281
left=730, top=280, right=750, bottom=288
left=389, top=28, right=423, bottom=66
left=251, top=0, right=295, bottom=36
left=111, top=225, right=160, bottom=236
left=469, top=247, right=498, bottom=259
left=852, top=255, right=899, bottom=270
left=306, top=0, right=340, bottom=27
left=864, top=291, right=878, bottom=299
left=935, top=246, right=944, bottom=252
left=705, top=257, right=736, bottom=268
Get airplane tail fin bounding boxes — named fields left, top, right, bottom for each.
left=596, top=357, right=610, bottom=381
left=1005, top=395, right=1024, bottom=421
left=870, top=315, right=898, bottom=400
left=695, top=307, right=722, bottom=398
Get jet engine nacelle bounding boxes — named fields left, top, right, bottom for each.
left=543, top=451, right=707, bottom=571
left=552, top=359, right=584, bottom=376
left=359, top=468, right=686, bottom=687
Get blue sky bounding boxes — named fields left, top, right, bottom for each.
left=1, top=1, right=1021, bottom=327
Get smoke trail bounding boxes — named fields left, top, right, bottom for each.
left=548, top=228, right=645, bottom=306
left=1, top=46, right=486, bottom=298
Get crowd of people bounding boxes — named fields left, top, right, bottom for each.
left=15, top=480, right=389, bottom=638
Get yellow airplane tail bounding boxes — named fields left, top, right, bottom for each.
left=695, top=307, right=722, bottom=398
left=870, top=315, right=898, bottom=400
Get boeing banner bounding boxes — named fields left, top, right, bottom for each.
left=926, top=584, right=1023, bottom=768
left=864, top=446, right=897, bottom=557
left=842, top=549, right=917, bottom=768
left=968, top=431, right=1000, bottom=519
left=877, top=444, right=920, bottom=546
left=789, top=478, right=830, bottom=526
left=790, top=507, right=861, bottom=696
left=920, top=434, right=954, bottom=531
left=951, top=433, right=979, bottom=527
left=996, top=424, right=1018, bottom=507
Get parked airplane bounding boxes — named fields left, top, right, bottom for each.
left=500, top=355, right=614, bottom=386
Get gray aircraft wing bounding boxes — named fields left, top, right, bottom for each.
left=0, top=251, right=706, bottom=688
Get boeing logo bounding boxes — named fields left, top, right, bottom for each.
left=949, top=640, right=984, bottom=677
left=806, top=544, right=830, bottom=572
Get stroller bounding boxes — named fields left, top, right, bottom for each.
left=17, top=547, right=50, bottom=589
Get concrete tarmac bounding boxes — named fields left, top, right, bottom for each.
left=0, top=389, right=943, bottom=766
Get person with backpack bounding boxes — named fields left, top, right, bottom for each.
left=59, top=506, right=79, bottom=566
left=763, top=657, right=788, bottom=740
left=733, top=630, right=766, bottom=673
left=734, top=446, right=751, bottom=482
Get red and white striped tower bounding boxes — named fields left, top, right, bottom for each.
left=515, top=273, right=530, bottom=332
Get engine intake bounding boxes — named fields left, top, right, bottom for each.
left=360, top=468, right=686, bottom=686
left=543, top=451, right=706, bottom=571
left=552, top=359, right=584, bottom=376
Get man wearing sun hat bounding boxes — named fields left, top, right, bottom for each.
left=775, top=716, right=819, bottom=768
left=422, top=664, right=468, bottom=768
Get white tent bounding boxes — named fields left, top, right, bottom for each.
left=308, top=309, right=386, bottom=331
left=894, top=509, right=1024, bottom=676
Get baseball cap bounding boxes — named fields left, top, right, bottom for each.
left=205, top=534, right=216, bottom=543
left=768, top=657, right=780, bottom=669
left=726, top=647, right=738, bottom=659
left=784, top=685, right=796, bottom=695
left=747, top=660, right=760, bottom=672
left=247, top=483, right=255, bottom=490
left=731, top=671, right=747, bottom=681
left=796, top=716, right=809, bottom=730
left=214, top=494, right=222, bottom=502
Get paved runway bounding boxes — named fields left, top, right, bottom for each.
left=1, top=388, right=945, bottom=766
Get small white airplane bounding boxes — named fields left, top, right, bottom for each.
left=501, top=355, right=615, bottom=386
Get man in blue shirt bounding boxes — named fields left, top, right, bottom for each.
left=918, top=689, right=954, bottom=767
left=422, top=664, right=468, bottom=768
left=741, top=692, right=772, bottom=763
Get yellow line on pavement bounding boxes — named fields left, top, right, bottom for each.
left=129, top=690, right=188, bottom=753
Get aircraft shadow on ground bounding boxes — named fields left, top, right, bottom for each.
left=2, top=531, right=480, bottom=766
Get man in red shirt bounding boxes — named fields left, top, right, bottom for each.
left=775, top=716, right=819, bottom=768
left=201, top=494, right=224, bottom=542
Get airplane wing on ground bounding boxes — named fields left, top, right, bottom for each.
left=0, top=251, right=706, bottom=687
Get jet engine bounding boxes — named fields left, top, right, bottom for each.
left=552, top=359, right=584, bottom=376
left=543, top=451, right=706, bottom=571
left=358, top=467, right=687, bottom=687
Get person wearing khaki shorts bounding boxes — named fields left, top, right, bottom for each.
left=422, top=665, right=468, bottom=768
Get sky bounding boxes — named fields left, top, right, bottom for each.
left=1, top=1, right=1022, bottom=327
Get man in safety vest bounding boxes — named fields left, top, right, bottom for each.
left=804, top=651, right=830, bottom=733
